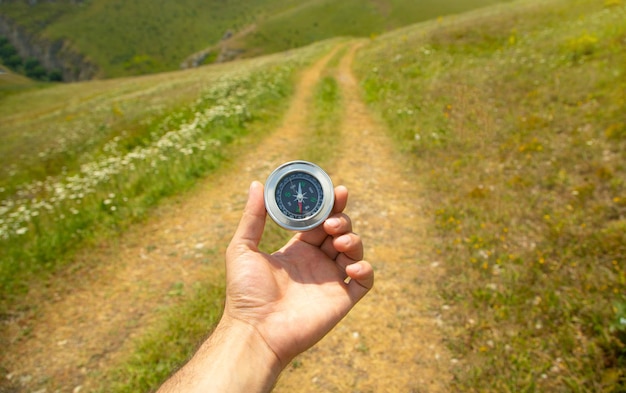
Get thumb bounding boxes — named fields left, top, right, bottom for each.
left=229, top=181, right=267, bottom=253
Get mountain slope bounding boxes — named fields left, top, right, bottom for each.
left=0, top=0, right=512, bottom=78
left=237, top=0, right=513, bottom=56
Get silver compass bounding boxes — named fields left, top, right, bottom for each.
left=264, top=161, right=334, bottom=231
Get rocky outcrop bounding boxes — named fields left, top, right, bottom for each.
left=0, top=15, right=99, bottom=81
left=180, top=28, right=251, bottom=69
left=180, top=48, right=214, bottom=69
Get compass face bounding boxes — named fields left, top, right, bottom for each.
left=275, top=172, right=324, bottom=220
left=264, top=161, right=334, bottom=231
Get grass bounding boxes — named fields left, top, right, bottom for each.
left=0, top=40, right=337, bottom=310
left=235, top=0, right=514, bottom=59
left=0, top=65, right=45, bottom=98
left=355, top=0, right=626, bottom=390
left=300, top=52, right=344, bottom=165
left=95, top=281, right=226, bottom=393
left=94, top=50, right=345, bottom=393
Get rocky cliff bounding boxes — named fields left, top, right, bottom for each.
left=0, top=15, right=99, bottom=81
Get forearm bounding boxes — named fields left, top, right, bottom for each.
left=158, top=317, right=282, bottom=393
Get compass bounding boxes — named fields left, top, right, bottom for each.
left=264, top=161, right=334, bottom=231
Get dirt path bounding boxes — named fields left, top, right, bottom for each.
left=1, top=42, right=451, bottom=392
left=274, top=43, right=451, bottom=392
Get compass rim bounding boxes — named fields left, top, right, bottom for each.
left=264, top=160, right=334, bottom=231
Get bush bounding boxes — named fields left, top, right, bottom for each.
left=0, top=37, right=64, bottom=81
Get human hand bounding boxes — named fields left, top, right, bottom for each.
left=157, top=181, right=373, bottom=393
left=224, top=180, right=374, bottom=369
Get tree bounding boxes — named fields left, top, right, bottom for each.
left=48, top=69, right=63, bottom=81
left=0, top=40, right=18, bottom=59
left=5, top=54, right=23, bottom=69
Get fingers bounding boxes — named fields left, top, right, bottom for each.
left=323, top=213, right=352, bottom=236
left=318, top=213, right=363, bottom=262
left=227, top=181, right=267, bottom=255
left=346, top=260, right=375, bottom=294
left=333, top=233, right=363, bottom=261
left=297, top=185, right=349, bottom=247
left=332, top=185, right=348, bottom=215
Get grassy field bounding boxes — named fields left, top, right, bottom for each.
left=355, top=0, right=626, bottom=390
left=1, top=0, right=512, bottom=78
left=0, top=39, right=338, bottom=308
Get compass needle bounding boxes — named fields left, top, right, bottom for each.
left=264, top=161, right=334, bottom=231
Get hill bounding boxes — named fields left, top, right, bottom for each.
left=237, top=0, right=512, bottom=56
left=0, top=0, right=511, bottom=78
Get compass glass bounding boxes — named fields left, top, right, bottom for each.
left=275, top=172, right=324, bottom=220
left=264, top=160, right=334, bottom=231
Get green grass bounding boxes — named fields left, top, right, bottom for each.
left=355, top=0, right=626, bottom=390
left=0, top=65, right=45, bottom=98
left=237, top=0, right=514, bottom=58
left=2, top=0, right=625, bottom=390
left=0, top=41, right=336, bottom=309
left=301, top=63, right=344, bottom=165
left=95, top=281, right=226, bottom=393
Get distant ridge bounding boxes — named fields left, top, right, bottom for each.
left=0, top=0, right=511, bottom=79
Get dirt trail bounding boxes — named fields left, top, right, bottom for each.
left=1, top=42, right=451, bottom=392
left=274, top=43, right=451, bottom=392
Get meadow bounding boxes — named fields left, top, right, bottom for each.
left=0, top=40, right=337, bottom=307
left=355, top=0, right=626, bottom=390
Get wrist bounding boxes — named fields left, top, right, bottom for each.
left=214, top=315, right=283, bottom=389
left=158, top=315, right=282, bottom=393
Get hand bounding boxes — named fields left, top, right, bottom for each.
left=158, top=181, right=373, bottom=393
left=224, top=181, right=374, bottom=368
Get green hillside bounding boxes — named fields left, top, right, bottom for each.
left=239, top=0, right=513, bottom=55
left=0, top=0, right=301, bottom=77
left=0, top=0, right=511, bottom=78
left=0, top=63, right=36, bottom=97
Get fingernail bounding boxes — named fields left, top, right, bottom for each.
left=326, top=217, right=340, bottom=228
left=348, top=263, right=362, bottom=275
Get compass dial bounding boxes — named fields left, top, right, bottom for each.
left=264, top=161, right=334, bottom=231
left=275, top=172, right=324, bottom=220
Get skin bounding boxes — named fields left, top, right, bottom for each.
left=158, top=181, right=374, bottom=392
